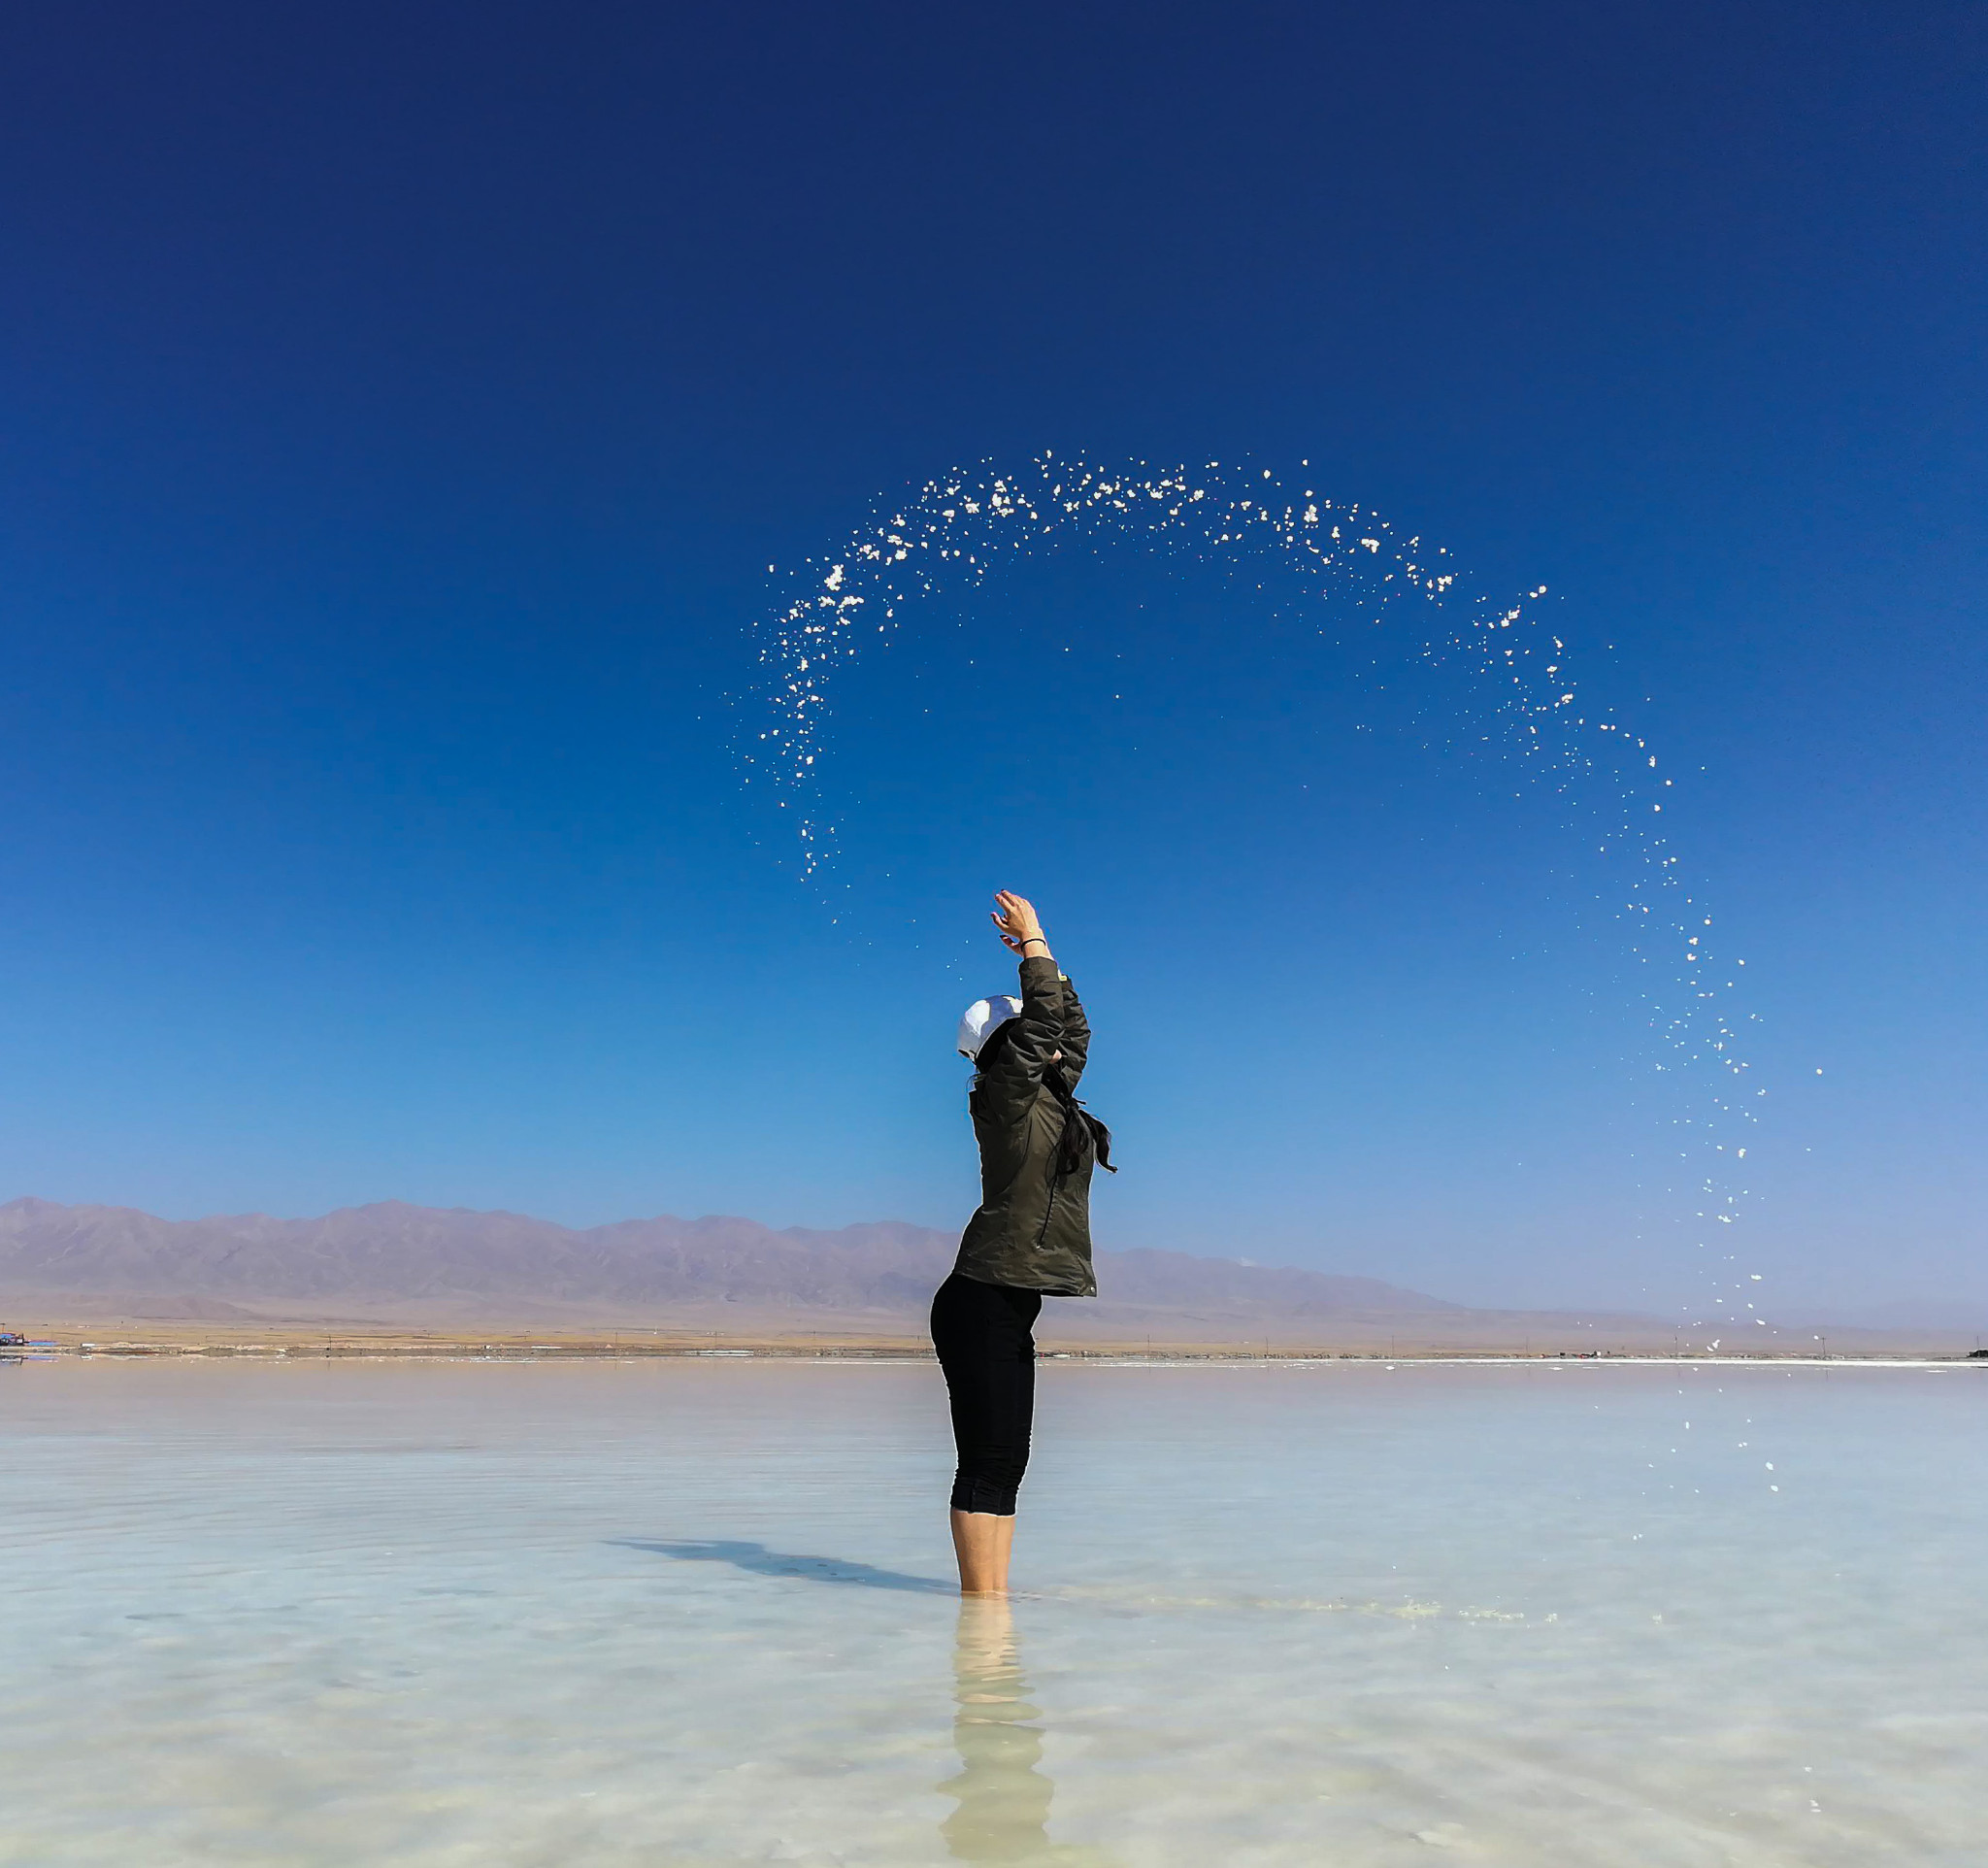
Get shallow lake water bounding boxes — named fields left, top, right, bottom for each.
left=2, top=1356, right=1982, bottom=1865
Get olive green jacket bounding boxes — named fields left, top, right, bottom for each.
left=953, top=955, right=1099, bottom=1296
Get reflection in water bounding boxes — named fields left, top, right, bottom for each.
left=939, top=1599, right=1056, bottom=1862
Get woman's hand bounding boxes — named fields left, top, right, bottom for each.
left=990, top=890, right=1051, bottom=959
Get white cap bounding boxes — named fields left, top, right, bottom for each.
left=957, top=995, right=1023, bottom=1060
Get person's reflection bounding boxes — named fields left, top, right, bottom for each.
left=938, top=1597, right=1056, bottom=1861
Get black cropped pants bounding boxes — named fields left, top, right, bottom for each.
left=931, top=1272, right=1043, bottom=1517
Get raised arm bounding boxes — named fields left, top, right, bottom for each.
left=1056, top=975, right=1090, bottom=1084
left=980, top=891, right=1067, bottom=1091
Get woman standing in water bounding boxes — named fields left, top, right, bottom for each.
left=933, top=891, right=1112, bottom=1594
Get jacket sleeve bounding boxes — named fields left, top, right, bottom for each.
left=977, top=955, right=1067, bottom=1105
left=1057, top=976, right=1090, bottom=1085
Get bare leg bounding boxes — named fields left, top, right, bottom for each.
left=950, top=1509, right=1016, bottom=1594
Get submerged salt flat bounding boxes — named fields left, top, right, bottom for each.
left=2, top=1358, right=1982, bottom=1866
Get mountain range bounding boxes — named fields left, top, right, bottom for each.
left=0, top=1195, right=1466, bottom=1329
left=0, top=1197, right=1966, bottom=1350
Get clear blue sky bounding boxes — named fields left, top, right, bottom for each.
left=2, top=2, right=1981, bottom=1318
